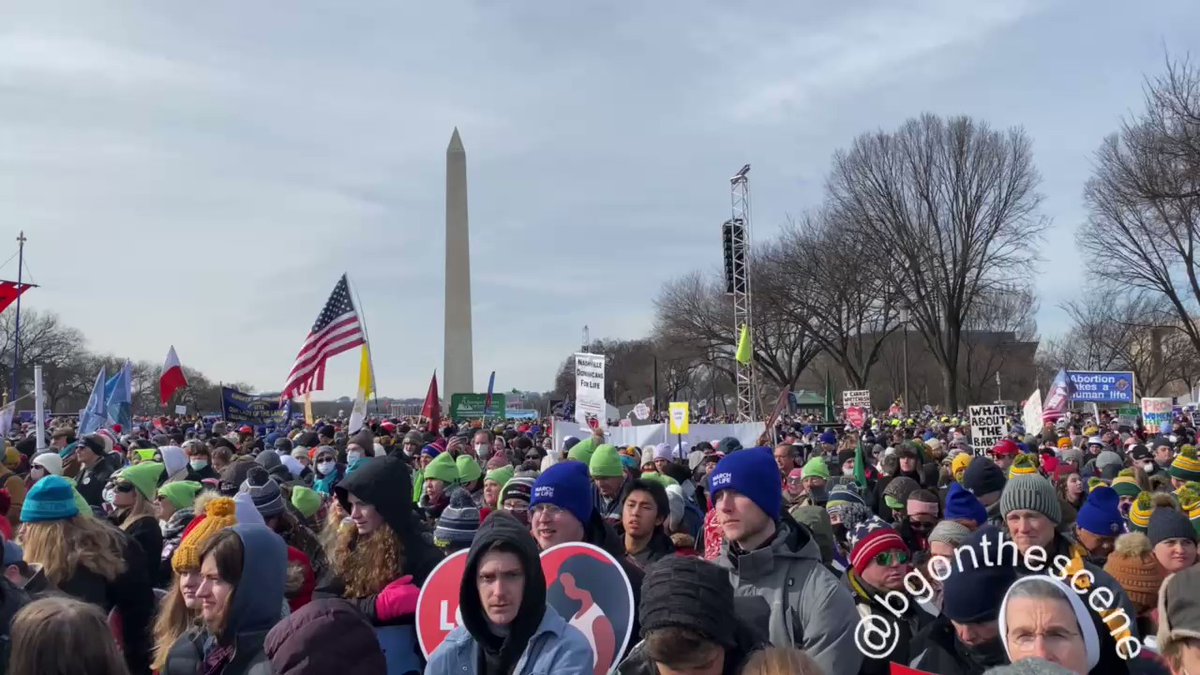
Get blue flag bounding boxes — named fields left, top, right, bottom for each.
left=80, top=366, right=108, bottom=435
left=105, top=361, right=133, bottom=429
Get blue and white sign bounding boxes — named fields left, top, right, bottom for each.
left=1065, top=371, right=1136, bottom=404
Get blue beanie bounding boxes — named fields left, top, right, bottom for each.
left=941, top=526, right=1018, bottom=624
left=944, top=482, right=988, bottom=525
left=819, top=431, right=837, bottom=446
left=1075, top=486, right=1124, bottom=537
left=709, top=447, right=782, bottom=521
left=530, top=461, right=594, bottom=527
left=21, top=475, right=80, bottom=523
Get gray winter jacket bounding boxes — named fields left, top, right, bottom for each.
left=716, top=515, right=863, bottom=675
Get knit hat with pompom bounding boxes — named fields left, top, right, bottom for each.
left=172, top=497, right=238, bottom=573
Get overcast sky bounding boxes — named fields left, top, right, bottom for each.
left=1, top=1, right=1197, bottom=399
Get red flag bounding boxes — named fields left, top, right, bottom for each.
left=160, top=345, right=189, bottom=406
left=0, top=282, right=29, bottom=314
left=421, top=371, right=440, bottom=434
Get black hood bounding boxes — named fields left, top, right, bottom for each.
left=335, top=455, right=444, bottom=585
left=460, top=512, right=546, bottom=670
left=335, top=455, right=413, bottom=535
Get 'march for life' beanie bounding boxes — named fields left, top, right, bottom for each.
left=529, top=461, right=594, bottom=526
left=709, top=447, right=782, bottom=521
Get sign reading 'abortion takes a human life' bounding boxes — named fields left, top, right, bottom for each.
left=1065, top=371, right=1136, bottom=404
left=969, top=404, right=1011, bottom=453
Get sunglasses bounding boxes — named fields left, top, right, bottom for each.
left=874, top=551, right=909, bottom=567
left=113, top=482, right=135, bottom=494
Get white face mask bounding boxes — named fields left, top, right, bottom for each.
left=346, top=451, right=362, bottom=464
left=477, top=444, right=491, bottom=461
left=1143, top=461, right=1155, bottom=472
left=190, top=460, right=208, bottom=471
left=317, top=460, right=336, bottom=476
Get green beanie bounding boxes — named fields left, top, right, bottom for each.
left=567, top=437, right=598, bottom=465
left=425, top=452, right=459, bottom=485
left=68, top=479, right=91, bottom=518
left=884, top=495, right=904, bottom=510
left=640, top=472, right=678, bottom=488
left=117, top=462, right=165, bottom=501
left=485, top=465, right=515, bottom=488
left=801, top=457, right=830, bottom=481
left=456, top=455, right=483, bottom=484
left=291, top=485, right=322, bottom=519
left=588, top=444, right=624, bottom=479
left=135, top=449, right=157, bottom=462
left=157, top=481, right=203, bottom=510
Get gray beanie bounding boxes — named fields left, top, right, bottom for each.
left=1095, top=450, right=1123, bottom=472
left=983, top=658, right=1075, bottom=675
left=999, top=474, right=1062, bottom=525
left=929, top=520, right=972, bottom=548
left=1149, top=507, right=1197, bottom=547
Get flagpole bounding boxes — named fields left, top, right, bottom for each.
left=347, top=275, right=380, bottom=415
left=10, top=232, right=25, bottom=402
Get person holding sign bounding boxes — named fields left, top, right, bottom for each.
left=425, top=512, right=593, bottom=675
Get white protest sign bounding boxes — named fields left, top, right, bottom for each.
left=842, top=390, right=871, bottom=409
left=574, top=353, right=607, bottom=430
left=1021, top=389, right=1042, bottom=436
left=633, top=402, right=650, bottom=421
left=175, top=405, right=187, bottom=415
left=969, top=404, right=1011, bottom=454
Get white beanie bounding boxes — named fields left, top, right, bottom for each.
left=32, top=452, right=63, bottom=476
left=665, top=484, right=685, bottom=531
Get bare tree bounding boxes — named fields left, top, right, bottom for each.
left=1079, top=58, right=1200, bottom=359
left=653, top=270, right=821, bottom=391
left=1061, top=287, right=1192, bottom=397
left=827, top=113, right=1047, bottom=409
left=759, top=212, right=900, bottom=389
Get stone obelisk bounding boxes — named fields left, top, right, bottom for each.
left=444, top=128, right=474, bottom=402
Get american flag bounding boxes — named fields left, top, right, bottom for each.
left=280, top=275, right=366, bottom=402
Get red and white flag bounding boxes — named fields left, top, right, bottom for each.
left=160, top=345, right=189, bottom=406
left=280, top=275, right=366, bottom=401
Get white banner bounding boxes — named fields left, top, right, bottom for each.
left=1021, top=389, right=1042, bottom=436
left=574, top=353, right=607, bottom=429
left=842, top=390, right=871, bottom=408
left=553, top=421, right=766, bottom=452
left=970, top=404, right=1011, bottom=454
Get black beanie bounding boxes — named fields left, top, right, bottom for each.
left=962, top=456, right=1007, bottom=498
left=942, top=526, right=1018, bottom=623
left=1149, top=508, right=1197, bottom=547
left=640, top=557, right=736, bottom=647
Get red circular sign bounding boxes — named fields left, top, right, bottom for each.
left=415, top=549, right=469, bottom=658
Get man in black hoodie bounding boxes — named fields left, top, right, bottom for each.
left=425, top=513, right=593, bottom=674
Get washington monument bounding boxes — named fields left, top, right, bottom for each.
left=444, top=128, right=474, bottom=402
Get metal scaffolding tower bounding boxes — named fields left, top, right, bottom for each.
left=723, top=164, right=756, bottom=422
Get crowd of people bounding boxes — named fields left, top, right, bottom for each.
left=0, top=408, right=1198, bottom=674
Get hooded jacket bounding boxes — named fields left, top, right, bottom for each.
left=426, top=513, right=593, bottom=675
left=265, top=598, right=387, bottom=675
left=164, top=524, right=287, bottom=675
left=333, top=455, right=442, bottom=587
left=715, top=514, right=863, bottom=675
left=908, top=613, right=1009, bottom=675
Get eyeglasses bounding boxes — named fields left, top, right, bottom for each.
left=873, top=551, right=909, bottom=567
left=530, top=503, right=564, bottom=518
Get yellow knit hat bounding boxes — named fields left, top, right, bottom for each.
left=1176, top=483, right=1200, bottom=513
left=1008, top=453, right=1039, bottom=479
left=951, top=454, right=973, bottom=482
left=1057, top=437, right=1073, bottom=450
left=172, top=497, right=237, bottom=573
